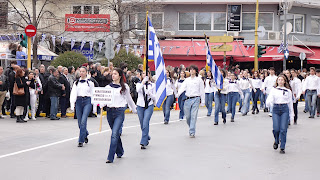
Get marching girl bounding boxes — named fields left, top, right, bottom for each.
left=290, top=69, right=302, bottom=125
left=259, top=74, right=266, bottom=111
left=213, top=69, right=228, bottom=125
left=104, top=68, right=137, bottom=163
left=227, top=73, right=244, bottom=123
left=163, top=70, right=176, bottom=124
left=239, top=71, right=255, bottom=116
left=266, top=74, right=294, bottom=154
left=204, top=70, right=214, bottom=117
left=70, top=67, right=95, bottom=147
left=175, top=71, right=186, bottom=120
left=251, top=71, right=262, bottom=115
left=136, top=71, right=155, bottom=149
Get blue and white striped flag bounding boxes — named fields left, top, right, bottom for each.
left=206, top=43, right=223, bottom=90
left=147, top=17, right=166, bottom=108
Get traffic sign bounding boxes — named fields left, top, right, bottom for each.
left=257, top=26, right=266, bottom=38
left=25, top=25, right=37, bottom=37
left=299, top=52, right=306, bottom=61
left=284, top=49, right=289, bottom=60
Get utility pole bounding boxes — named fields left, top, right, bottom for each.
left=32, top=0, right=38, bottom=68
left=283, top=0, right=287, bottom=71
left=254, top=0, right=259, bottom=71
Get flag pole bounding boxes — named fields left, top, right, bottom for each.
left=204, top=33, right=209, bottom=72
left=144, top=11, right=149, bottom=109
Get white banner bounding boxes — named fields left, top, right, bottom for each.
left=91, top=87, right=114, bottom=105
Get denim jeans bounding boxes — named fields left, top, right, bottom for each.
left=272, top=104, right=289, bottom=150
left=260, top=92, right=265, bottom=109
left=307, top=90, right=317, bottom=117
left=184, top=97, right=200, bottom=135
left=76, top=97, right=92, bottom=143
left=252, top=89, right=261, bottom=111
left=214, top=93, right=226, bottom=123
left=304, top=93, right=309, bottom=112
left=205, top=92, right=214, bottom=116
left=137, top=105, right=154, bottom=146
left=241, top=89, right=251, bottom=114
left=228, top=92, right=239, bottom=119
left=106, top=107, right=126, bottom=162
left=163, top=95, right=174, bottom=122
left=50, top=96, right=59, bottom=119
left=178, top=92, right=186, bottom=119
left=226, top=94, right=231, bottom=112
left=59, top=96, right=67, bottom=116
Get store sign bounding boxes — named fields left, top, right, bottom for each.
left=227, top=5, right=241, bottom=31
left=72, top=46, right=94, bottom=61
left=65, top=14, right=110, bottom=32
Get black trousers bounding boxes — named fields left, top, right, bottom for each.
left=293, top=102, right=298, bottom=122
left=44, top=94, right=51, bottom=116
left=9, top=91, right=16, bottom=116
left=36, top=94, right=45, bottom=116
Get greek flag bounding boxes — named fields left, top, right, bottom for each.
left=147, top=17, right=166, bottom=108
left=206, top=44, right=223, bottom=90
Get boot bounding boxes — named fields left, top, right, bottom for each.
left=16, top=115, right=24, bottom=123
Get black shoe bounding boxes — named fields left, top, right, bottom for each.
left=16, top=116, right=24, bottom=123
left=303, top=110, right=307, bottom=113
left=264, top=108, right=268, bottom=112
left=294, top=121, right=297, bottom=125
left=231, top=118, right=234, bottom=122
left=141, top=145, right=146, bottom=149
left=252, top=111, right=255, bottom=114
left=117, top=156, right=122, bottom=158
left=280, top=149, right=285, bottom=154
left=273, top=142, right=278, bottom=150
left=106, top=160, right=112, bottom=163
left=164, top=121, right=168, bottom=124
left=85, top=137, right=89, bottom=144
left=256, top=109, right=259, bottom=114
left=242, top=113, right=247, bottom=116
left=78, top=143, right=83, bottom=147
left=309, top=116, right=314, bottom=118
left=207, top=114, right=211, bottom=117
left=223, top=118, right=226, bottom=124
left=10, top=115, right=16, bottom=118
left=214, top=122, right=218, bottom=125
left=288, top=122, right=291, bottom=125
left=50, top=117, right=60, bottom=120
left=227, top=111, right=231, bottom=114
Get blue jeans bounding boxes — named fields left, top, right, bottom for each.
left=306, top=90, right=317, bottom=117
left=75, top=97, right=92, bottom=143
left=137, top=105, right=154, bottom=146
left=272, top=104, right=289, bottom=150
left=162, top=95, right=174, bottom=122
left=228, top=92, right=239, bottom=119
left=304, top=93, right=309, bottom=112
left=178, top=92, right=186, bottom=119
left=50, top=96, right=59, bottom=119
left=260, top=92, right=265, bottom=109
left=106, top=107, right=126, bottom=162
left=214, top=93, right=226, bottom=123
left=241, top=89, right=251, bottom=114
left=205, top=92, right=214, bottom=116
left=252, top=89, right=261, bottom=111
left=184, top=97, right=200, bottom=135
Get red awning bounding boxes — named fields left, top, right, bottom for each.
left=301, top=47, right=320, bottom=64
left=234, top=46, right=283, bottom=62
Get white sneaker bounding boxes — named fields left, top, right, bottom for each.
left=24, top=117, right=29, bottom=121
left=31, top=117, right=36, bottom=121
left=268, top=113, right=272, bottom=117
left=179, top=119, right=183, bottom=121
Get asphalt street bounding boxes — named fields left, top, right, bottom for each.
left=0, top=104, right=319, bottom=180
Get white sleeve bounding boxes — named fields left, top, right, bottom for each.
left=302, top=77, right=308, bottom=92
left=70, top=83, right=77, bottom=107
left=318, top=78, right=320, bottom=95
left=266, top=88, right=274, bottom=108
left=37, top=76, right=42, bottom=91
left=288, top=90, right=294, bottom=122
left=124, top=84, right=137, bottom=111
left=89, top=81, right=95, bottom=105
left=136, top=82, right=143, bottom=93
left=296, top=79, right=302, bottom=101
left=199, top=78, right=205, bottom=104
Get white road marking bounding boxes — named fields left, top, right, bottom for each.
left=0, top=116, right=207, bottom=159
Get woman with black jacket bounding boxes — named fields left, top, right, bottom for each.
left=14, top=68, right=28, bottom=123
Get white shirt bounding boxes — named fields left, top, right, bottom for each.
left=204, top=78, right=214, bottom=93
left=290, top=77, right=302, bottom=103
left=239, top=78, right=252, bottom=90
left=70, top=78, right=95, bottom=108
left=136, top=82, right=155, bottom=107
left=251, top=78, right=262, bottom=89
left=166, top=79, right=175, bottom=96
left=262, top=75, right=277, bottom=94
left=302, top=75, right=320, bottom=93
left=105, top=83, right=137, bottom=112
left=178, top=76, right=205, bottom=105
left=266, top=86, right=294, bottom=121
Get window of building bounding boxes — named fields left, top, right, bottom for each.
left=128, top=12, right=164, bottom=30
left=213, top=13, right=226, bottom=30
left=72, top=5, right=99, bottom=14
left=73, top=6, right=81, bottom=14
left=242, top=12, right=273, bottom=31
left=93, top=6, right=99, bottom=14
left=179, top=12, right=194, bottom=30
left=151, top=13, right=163, bottom=30
left=0, top=2, right=8, bottom=29
left=196, top=12, right=211, bottom=30
left=311, top=16, right=320, bottom=34
left=84, top=6, right=92, bottom=14
left=280, top=14, right=304, bottom=33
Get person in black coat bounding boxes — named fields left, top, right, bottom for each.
left=14, top=68, right=28, bottom=123
left=6, top=61, right=18, bottom=118
left=48, top=68, right=65, bottom=120
left=36, top=65, right=46, bottom=117
left=59, top=68, right=70, bottom=118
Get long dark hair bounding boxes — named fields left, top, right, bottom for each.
left=113, top=68, right=126, bottom=94
left=276, top=74, right=291, bottom=90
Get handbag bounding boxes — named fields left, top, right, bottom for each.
left=13, top=78, right=25, bottom=96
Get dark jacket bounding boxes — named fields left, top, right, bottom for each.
left=8, top=70, right=16, bottom=92
left=42, top=72, right=51, bottom=94
left=47, top=75, right=63, bottom=97
left=14, top=77, right=28, bottom=107
left=90, top=77, right=99, bottom=87
left=59, top=73, right=70, bottom=97
left=0, top=74, right=8, bottom=91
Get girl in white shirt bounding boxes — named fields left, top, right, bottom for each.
left=290, top=69, right=302, bottom=124
left=251, top=71, right=262, bottom=114
left=136, top=71, right=155, bottom=149
left=227, top=73, right=244, bottom=122
left=104, top=68, right=137, bottom=163
left=266, top=74, right=294, bottom=154
left=163, top=70, right=176, bottom=124
left=70, top=67, right=95, bottom=148
left=175, top=71, right=186, bottom=120
left=204, top=70, right=214, bottom=116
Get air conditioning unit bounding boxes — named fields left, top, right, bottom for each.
left=163, top=31, right=175, bottom=37
left=227, top=31, right=239, bottom=37
left=268, top=31, right=280, bottom=40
